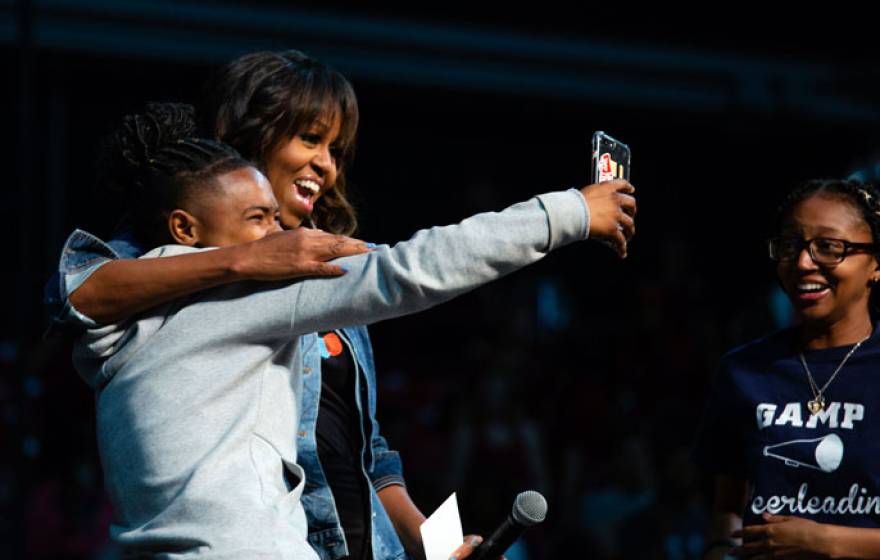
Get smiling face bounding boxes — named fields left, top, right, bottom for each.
left=777, top=194, right=880, bottom=329
left=263, top=114, right=341, bottom=228
left=169, top=166, right=281, bottom=248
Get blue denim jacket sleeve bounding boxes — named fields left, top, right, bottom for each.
left=46, top=228, right=143, bottom=331
left=369, top=432, right=405, bottom=492
left=346, top=326, right=406, bottom=492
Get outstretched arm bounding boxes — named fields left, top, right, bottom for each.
left=66, top=228, right=371, bottom=324
left=292, top=182, right=635, bottom=336
left=86, top=184, right=635, bottom=356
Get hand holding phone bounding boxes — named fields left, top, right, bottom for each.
left=587, top=131, right=635, bottom=257
left=580, top=180, right=636, bottom=258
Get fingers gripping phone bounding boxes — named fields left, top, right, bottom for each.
left=591, top=131, right=631, bottom=183
left=590, top=131, right=633, bottom=254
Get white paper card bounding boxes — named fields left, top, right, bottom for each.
left=420, top=492, right=464, bottom=560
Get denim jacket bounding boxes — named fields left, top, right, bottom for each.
left=47, top=231, right=409, bottom=560
left=45, top=229, right=142, bottom=331
left=299, top=327, right=408, bottom=560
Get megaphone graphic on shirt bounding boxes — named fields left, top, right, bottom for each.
left=763, top=433, right=843, bottom=473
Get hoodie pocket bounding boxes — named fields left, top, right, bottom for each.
left=250, top=434, right=307, bottom=517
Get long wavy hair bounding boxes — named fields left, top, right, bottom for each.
left=200, top=50, right=359, bottom=235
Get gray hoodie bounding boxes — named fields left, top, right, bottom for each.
left=72, top=190, right=589, bottom=558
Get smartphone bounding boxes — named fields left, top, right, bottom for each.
left=591, top=131, right=631, bottom=183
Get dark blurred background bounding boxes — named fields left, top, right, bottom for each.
left=3, top=2, right=880, bottom=558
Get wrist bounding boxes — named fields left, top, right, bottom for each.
left=814, top=523, right=839, bottom=559
left=225, top=243, right=254, bottom=281
left=572, top=188, right=591, bottom=240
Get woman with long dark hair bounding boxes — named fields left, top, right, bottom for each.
left=52, top=51, right=636, bottom=559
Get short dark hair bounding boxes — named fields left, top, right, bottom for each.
left=98, top=102, right=250, bottom=247
left=200, top=50, right=359, bottom=235
left=777, top=178, right=880, bottom=317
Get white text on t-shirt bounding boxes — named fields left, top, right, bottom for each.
left=756, top=402, right=865, bottom=430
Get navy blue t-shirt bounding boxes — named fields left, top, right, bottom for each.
left=695, top=326, right=880, bottom=528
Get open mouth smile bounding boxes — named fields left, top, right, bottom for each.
left=794, top=281, right=831, bottom=301
left=292, top=177, right=322, bottom=211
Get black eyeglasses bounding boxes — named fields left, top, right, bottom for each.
left=768, top=236, right=879, bottom=265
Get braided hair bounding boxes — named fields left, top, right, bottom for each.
left=777, top=178, right=880, bottom=318
left=98, top=102, right=251, bottom=248
left=200, top=50, right=359, bottom=236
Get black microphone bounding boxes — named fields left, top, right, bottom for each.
left=472, top=491, right=547, bottom=560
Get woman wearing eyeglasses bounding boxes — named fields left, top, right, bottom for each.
left=695, top=179, right=880, bottom=559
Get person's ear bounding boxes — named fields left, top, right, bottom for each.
left=167, top=209, right=201, bottom=246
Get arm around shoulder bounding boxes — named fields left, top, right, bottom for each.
left=67, top=228, right=370, bottom=324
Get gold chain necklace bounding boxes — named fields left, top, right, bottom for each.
left=798, top=334, right=870, bottom=415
